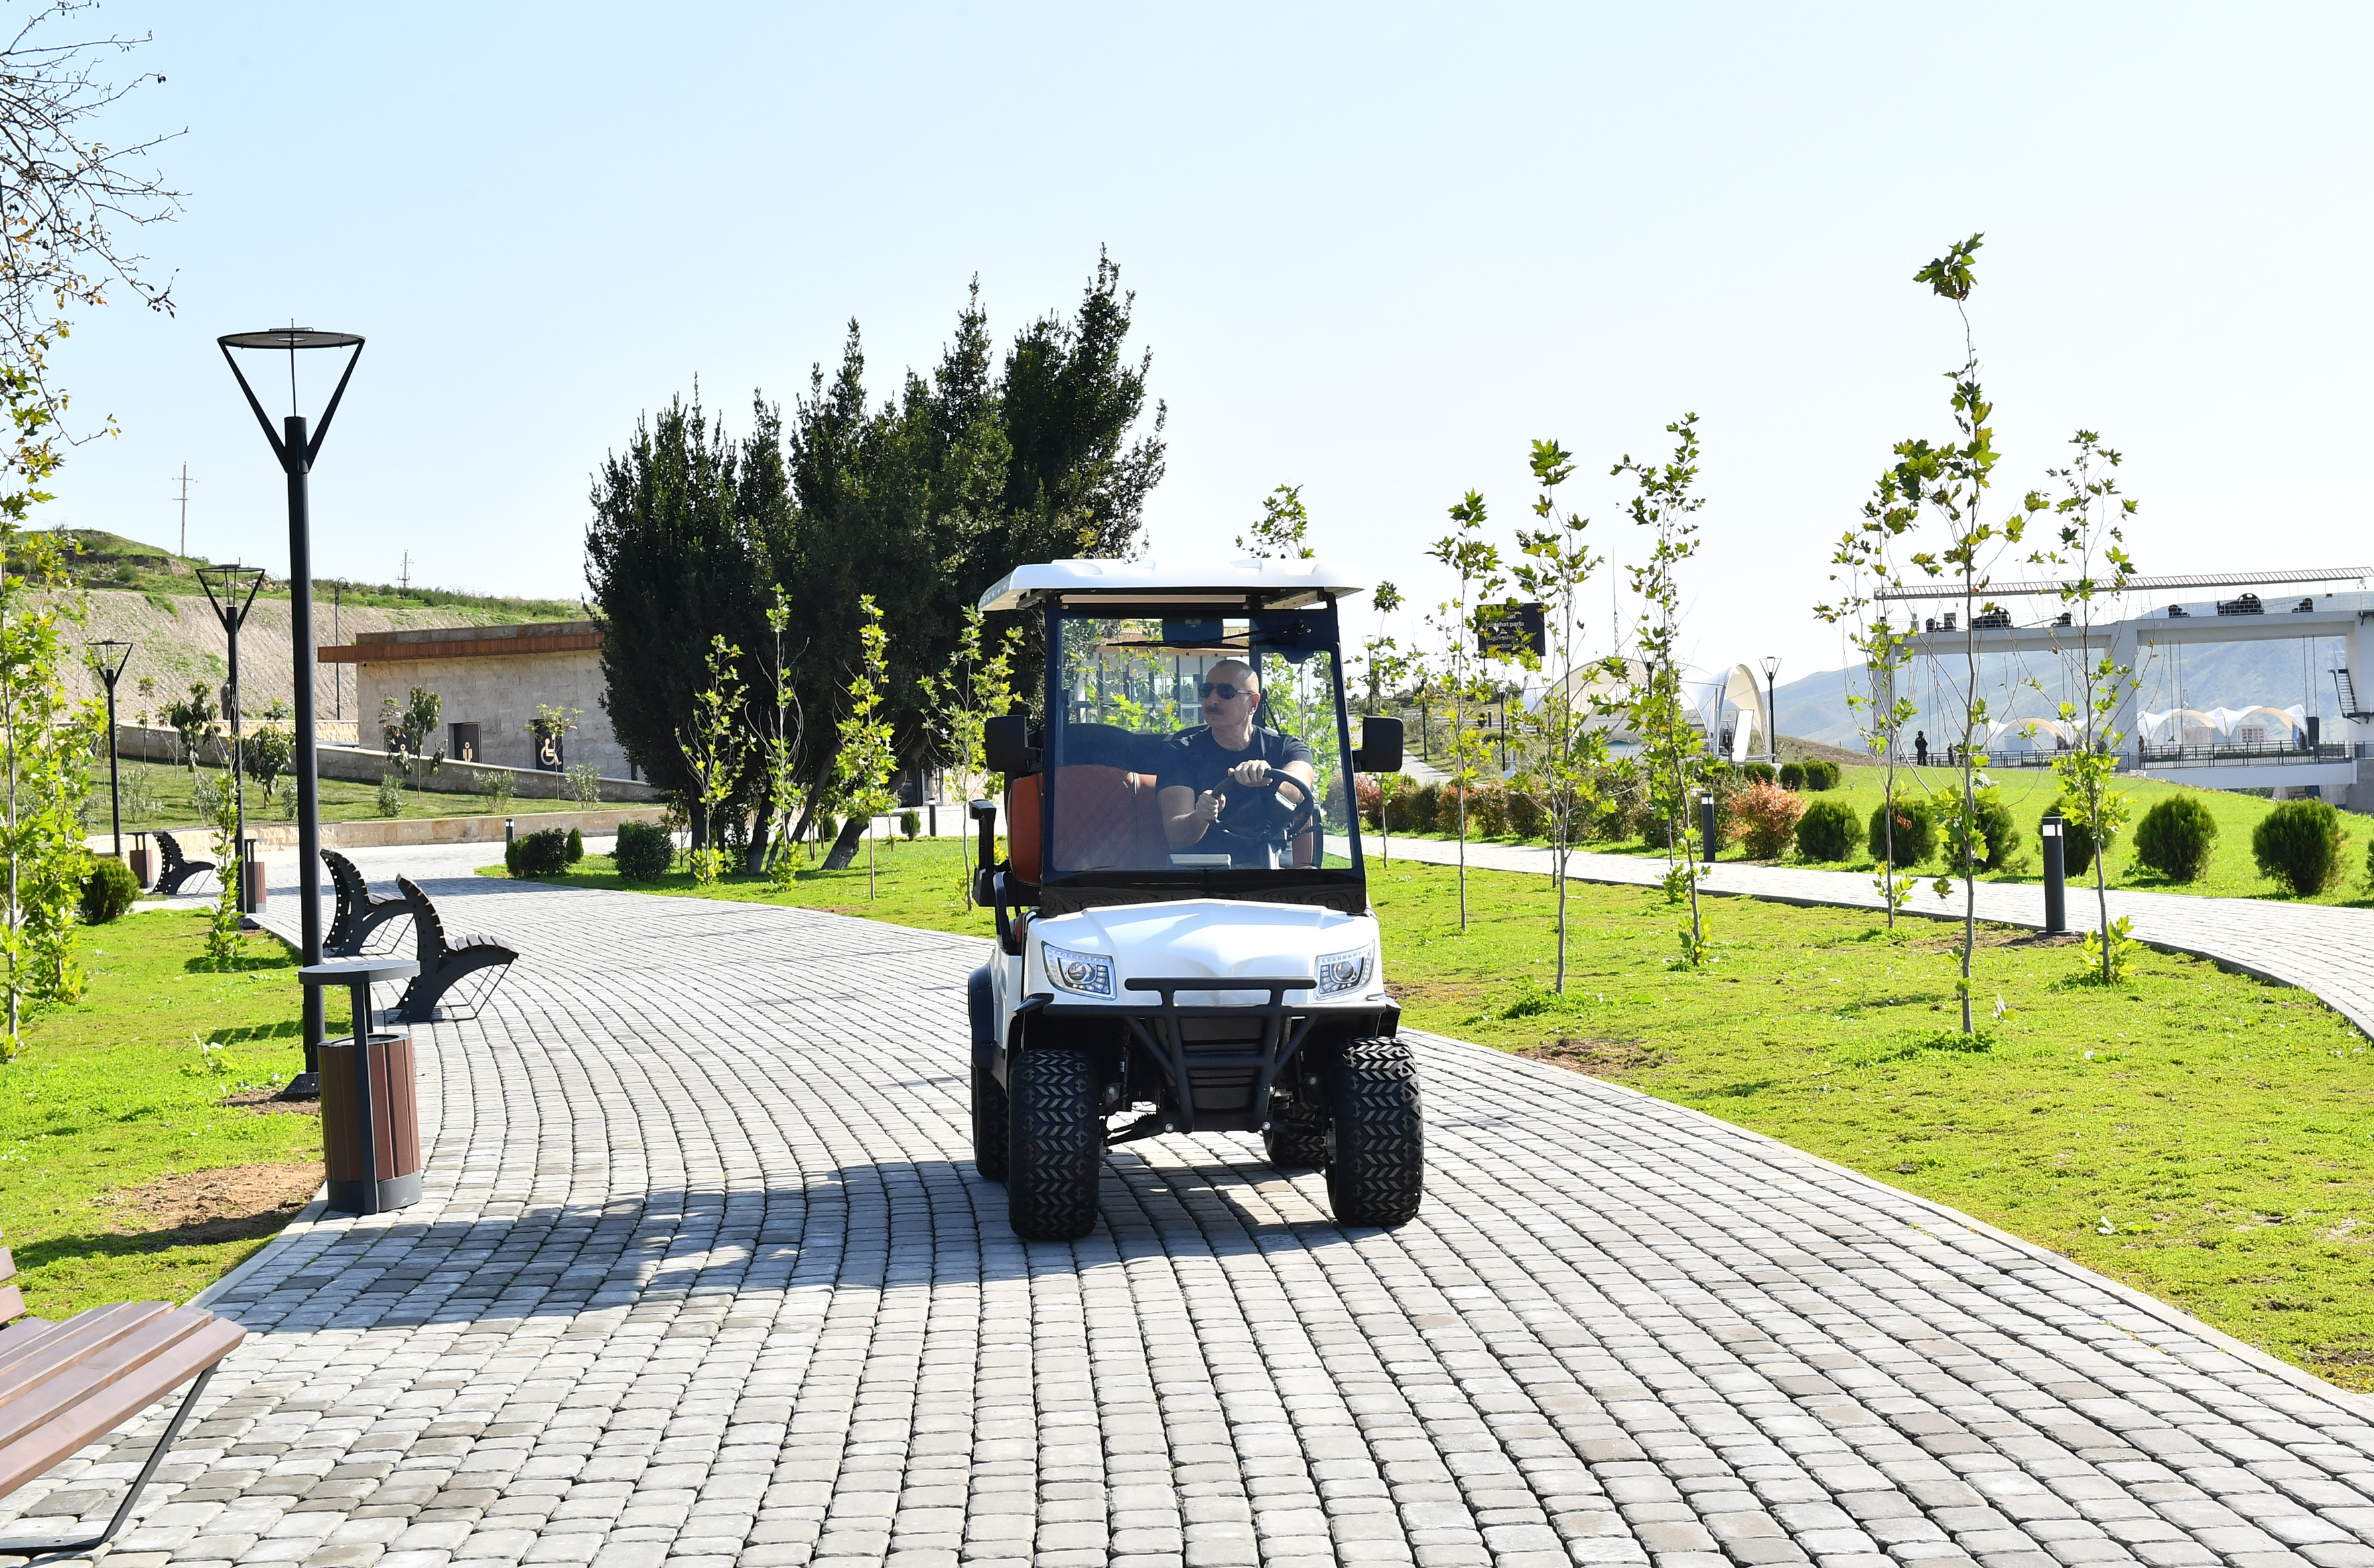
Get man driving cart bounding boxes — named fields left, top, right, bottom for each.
left=1157, top=657, right=1319, bottom=866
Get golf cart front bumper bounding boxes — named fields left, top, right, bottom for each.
left=992, top=979, right=1398, bottom=1138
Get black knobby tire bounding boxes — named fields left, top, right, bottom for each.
left=1006, top=1045, right=1103, bottom=1240
left=1324, top=1036, right=1423, bottom=1227
left=1263, top=1114, right=1331, bottom=1171
left=971, top=1053, right=1010, bottom=1183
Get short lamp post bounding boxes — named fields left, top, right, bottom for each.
left=1760, top=655, right=1781, bottom=765
left=219, top=327, right=366, bottom=1100
left=196, top=565, right=267, bottom=917
left=85, top=639, right=133, bottom=858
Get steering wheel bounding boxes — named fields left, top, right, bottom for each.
left=1231, top=769, right=1321, bottom=846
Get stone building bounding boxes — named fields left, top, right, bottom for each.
left=320, top=621, right=633, bottom=778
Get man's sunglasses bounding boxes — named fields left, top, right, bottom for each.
left=1199, top=681, right=1255, bottom=700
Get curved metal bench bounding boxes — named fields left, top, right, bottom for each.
left=322, top=849, right=409, bottom=957
left=152, top=830, right=214, bottom=897
left=0, top=1246, right=246, bottom=1557
left=391, top=875, right=518, bottom=1023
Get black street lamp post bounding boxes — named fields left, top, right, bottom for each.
left=196, top=565, right=266, bottom=917
left=85, top=639, right=133, bottom=858
left=1760, top=655, right=1782, bottom=765
left=219, top=328, right=365, bottom=1101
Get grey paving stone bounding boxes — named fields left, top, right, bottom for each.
left=1, top=846, right=2365, bottom=1568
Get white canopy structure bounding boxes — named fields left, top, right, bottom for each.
left=2139, top=704, right=2305, bottom=744
left=1688, top=663, right=1767, bottom=763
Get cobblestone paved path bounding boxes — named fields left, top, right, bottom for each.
left=1352, top=836, right=2374, bottom=1039
left=7, top=859, right=2374, bottom=1568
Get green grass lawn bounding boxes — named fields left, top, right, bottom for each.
left=0, top=913, right=338, bottom=1315
left=488, top=837, right=2374, bottom=1392
left=1394, top=763, right=2373, bottom=907
left=98, top=757, right=597, bottom=836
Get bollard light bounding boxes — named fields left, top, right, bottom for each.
left=2040, top=813, right=2067, bottom=935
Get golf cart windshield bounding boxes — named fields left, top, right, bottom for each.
left=1041, top=602, right=1364, bottom=898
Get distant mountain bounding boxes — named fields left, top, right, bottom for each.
left=1772, top=634, right=2353, bottom=749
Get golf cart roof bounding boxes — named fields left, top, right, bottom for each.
left=977, top=557, right=1368, bottom=612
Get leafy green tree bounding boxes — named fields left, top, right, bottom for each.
left=1426, top=492, right=1504, bottom=931
left=1238, top=484, right=1314, bottom=558
left=678, top=635, right=748, bottom=886
left=833, top=597, right=899, bottom=900
left=165, top=679, right=215, bottom=771
left=586, top=390, right=779, bottom=850
left=2026, top=432, right=2139, bottom=980
left=1886, top=235, right=2036, bottom=1033
left=1819, top=476, right=1922, bottom=925
left=1614, top=415, right=1712, bottom=966
left=917, top=602, right=1019, bottom=904
left=1512, top=438, right=1607, bottom=993
left=756, top=586, right=807, bottom=887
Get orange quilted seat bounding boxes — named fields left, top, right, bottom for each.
left=1006, top=768, right=1171, bottom=879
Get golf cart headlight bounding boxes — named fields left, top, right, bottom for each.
left=1042, top=944, right=1115, bottom=999
left=1315, top=946, right=1372, bottom=997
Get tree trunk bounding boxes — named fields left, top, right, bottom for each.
left=821, top=814, right=868, bottom=872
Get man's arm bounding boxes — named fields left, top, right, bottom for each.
left=1159, top=784, right=1221, bottom=850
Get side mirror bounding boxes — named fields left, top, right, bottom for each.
left=1351, top=714, right=1404, bottom=774
left=984, top=714, right=1037, bottom=776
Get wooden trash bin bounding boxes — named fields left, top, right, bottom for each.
left=320, top=1032, right=421, bottom=1212
left=300, top=957, right=424, bottom=1215
left=129, top=832, right=151, bottom=890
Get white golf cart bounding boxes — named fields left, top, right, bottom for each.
left=964, top=558, right=1418, bottom=1240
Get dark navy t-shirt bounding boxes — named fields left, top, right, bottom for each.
left=1158, top=726, right=1315, bottom=862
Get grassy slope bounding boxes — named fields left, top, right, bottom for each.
left=1402, top=763, right=2372, bottom=907
left=484, top=838, right=2374, bottom=1392
left=0, top=914, right=341, bottom=1314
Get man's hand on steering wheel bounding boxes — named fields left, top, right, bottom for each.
left=1227, top=758, right=1274, bottom=787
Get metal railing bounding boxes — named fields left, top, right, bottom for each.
left=2135, top=741, right=2355, bottom=766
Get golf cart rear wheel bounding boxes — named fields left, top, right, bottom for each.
left=1324, top=1037, right=1423, bottom=1227
left=971, top=1053, right=1009, bottom=1183
left=1262, top=1115, right=1331, bottom=1171
left=1006, top=1045, right=1102, bottom=1240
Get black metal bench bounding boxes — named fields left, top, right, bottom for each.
left=391, top=875, right=518, bottom=1023
left=151, top=830, right=214, bottom=896
left=322, top=849, right=409, bottom=957
left=0, top=1245, right=247, bottom=1557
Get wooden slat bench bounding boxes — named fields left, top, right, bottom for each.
left=0, top=1247, right=245, bottom=1557
left=151, top=831, right=215, bottom=897
left=390, top=876, right=518, bottom=1024
left=322, top=849, right=409, bottom=958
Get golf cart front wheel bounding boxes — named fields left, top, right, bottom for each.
left=1006, top=1045, right=1103, bottom=1240
left=971, top=1053, right=1009, bottom=1183
left=1325, top=1037, right=1423, bottom=1227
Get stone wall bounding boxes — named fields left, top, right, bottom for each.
left=354, top=642, right=629, bottom=777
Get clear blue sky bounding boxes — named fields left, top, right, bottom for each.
left=49, top=3, right=2373, bottom=683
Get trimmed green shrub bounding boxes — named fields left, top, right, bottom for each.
left=79, top=855, right=139, bottom=923
left=1777, top=761, right=1806, bottom=791
left=2045, top=797, right=2099, bottom=878
left=899, top=808, right=921, bottom=840
left=1867, top=795, right=1936, bottom=867
left=2252, top=799, right=2347, bottom=895
left=614, top=820, right=674, bottom=881
left=566, top=826, right=586, bottom=864
left=1741, top=761, right=1777, bottom=785
left=1462, top=784, right=1508, bottom=838
left=514, top=827, right=571, bottom=878
left=2132, top=795, right=2219, bottom=883
left=1938, top=785, right=2020, bottom=871
left=1796, top=798, right=1859, bottom=862
left=1802, top=759, right=1841, bottom=791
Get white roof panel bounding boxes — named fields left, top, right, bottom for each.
left=977, top=556, right=1367, bottom=612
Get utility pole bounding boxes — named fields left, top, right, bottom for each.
left=333, top=579, right=343, bottom=722
left=399, top=550, right=411, bottom=594
left=172, top=466, right=192, bottom=560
